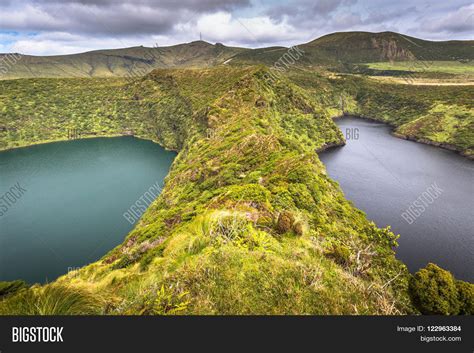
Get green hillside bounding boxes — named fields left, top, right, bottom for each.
left=0, top=41, right=247, bottom=80
left=300, top=31, right=474, bottom=63
left=285, top=69, right=474, bottom=158
left=351, top=79, right=474, bottom=158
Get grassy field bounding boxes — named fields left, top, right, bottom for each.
left=0, top=42, right=247, bottom=80
left=2, top=32, right=473, bottom=80
left=364, top=61, right=474, bottom=74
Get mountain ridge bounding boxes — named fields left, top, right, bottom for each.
left=1, top=31, right=472, bottom=79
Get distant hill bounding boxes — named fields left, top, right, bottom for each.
left=0, top=41, right=247, bottom=79
left=299, top=31, right=474, bottom=63
left=1, top=31, right=473, bottom=79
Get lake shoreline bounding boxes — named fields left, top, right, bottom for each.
left=0, top=133, right=179, bottom=154
left=332, top=114, right=474, bottom=161
left=0, top=136, right=176, bottom=284
left=315, top=140, right=346, bottom=153
left=320, top=116, right=474, bottom=281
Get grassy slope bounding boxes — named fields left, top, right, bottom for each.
left=350, top=78, right=474, bottom=158
left=287, top=69, right=474, bottom=158
left=301, top=32, right=474, bottom=63
left=0, top=77, right=142, bottom=150
left=0, top=66, right=414, bottom=315
left=0, top=42, right=247, bottom=80
left=0, top=67, right=252, bottom=151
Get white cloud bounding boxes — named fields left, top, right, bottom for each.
left=0, top=4, right=66, bottom=32
left=9, top=32, right=152, bottom=55
left=5, top=11, right=309, bottom=55
left=421, top=4, right=474, bottom=34
left=194, top=12, right=302, bottom=47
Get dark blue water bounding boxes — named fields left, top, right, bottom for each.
left=320, top=117, right=474, bottom=281
left=0, top=137, right=175, bottom=284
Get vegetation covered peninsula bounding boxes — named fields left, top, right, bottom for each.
left=1, top=66, right=415, bottom=314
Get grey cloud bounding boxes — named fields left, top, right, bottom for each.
left=268, top=0, right=356, bottom=17
left=361, top=6, right=418, bottom=25
left=1, top=0, right=251, bottom=36
left=33, top=0, right=249, bottom=11
left=332, top=13, right=363, bottom=28
left=266, top=0, right=357, bottom=31
left=1, top=0, right=472, bottom=55
left=312, top=0, right=354, bottom=15
left=421, top=4, right=474, bottom=34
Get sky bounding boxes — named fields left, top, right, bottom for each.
left=0, top=0, right=472, bottom=55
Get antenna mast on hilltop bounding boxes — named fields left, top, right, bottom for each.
left=200, top=32, right=202, bottom=41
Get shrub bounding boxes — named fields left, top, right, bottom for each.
left=210, top=212, right=249, bottom=242
left=326, top=244, right=351, bottom=266
left=276, top=210, right=295, bottom=234
left=456, top=280, right=474, bottom=315
left=271, top=187, right=295, bottom=210
left=131, top=285, right=190, bottom=315
left=224, top=184, right=271, bottom=204
left=111, top=254, right=137, bottom=270
left=409, top=263, right=460, bottom=315
left=288, top=183, right=316, bottom=211
left=293, top=221, right=304, bottom=236
left=139, top=242, right=167, bottom=271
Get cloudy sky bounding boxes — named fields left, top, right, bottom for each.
left=0, top=0, right=472, bottom=55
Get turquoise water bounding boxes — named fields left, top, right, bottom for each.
left=0, top=137, right=175, bottom=284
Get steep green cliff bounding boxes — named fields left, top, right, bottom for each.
left=287, top=70, right=474, bottom=158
